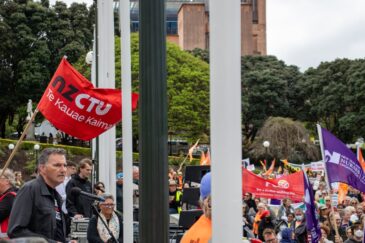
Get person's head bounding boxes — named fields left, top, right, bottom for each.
left=257, top=202, right=266, bottom=213
left=38, top=148, right=67, bottom=188
left=344, top=196, right=352, bottom=206
left=243, top=192, right=252, bottom=200
left=255, top=198, right=260, bottom=205
left=332, top=212, right=341, bottom=227
left=287, top=213, right=295, bottom=223
left=282, top=198, right=292, bottom=207
left=98, top=194, right=115, bottom=218
left=133, top=166, right=139, bottom=180
left=263, top=228, right=278, bottom=243
left=351, top=198, right=359, bottom=207
left=116, top=172, right=123, bottom=185
left=356, top=204, right=363, bottom=217
left=94, top=181, right=105, bottom=194
left=324, top=196, right=331, bottom=207
left=352, top=225, right=364, bottom=241
left=0, top=169, right=15, bottom=194
left=319, top=204, right=329, bottom=215
left=294, top=208, right=304, bottom=222
left=169, top=179, right=177, bottom=192
left=200, top=172, right=211, bottom=219
left=66, top=161, right=77, bottom=177
left=346, top=226, right=352, bottom=238
left=320, top=225, right=330, bottom=241
left=14, top=171, right=22, bottom=181
left=78, top=158, right=92, bottom=179
left=343, top=208, right=352, bottom=221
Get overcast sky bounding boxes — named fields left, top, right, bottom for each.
left=51, top=0, right=365, bottom=71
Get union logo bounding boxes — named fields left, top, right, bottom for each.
left=277, top=180, right=289, bottom=189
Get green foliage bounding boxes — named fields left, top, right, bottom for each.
left=249, top=117, right=320, bottom=163
left=241, top=56, right=303, bottom=151
left=299, top=58, right=365, bottom=142
left=0, top=0, right=94, bottom=138
left=75, top=34, right=210, bottom=143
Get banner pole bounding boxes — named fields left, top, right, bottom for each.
left=0, top=109, right=39, bottom=176
left=316, top=124, right=340, bottom=239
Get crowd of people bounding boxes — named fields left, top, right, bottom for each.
left=2, top=148, right=365, bottom=243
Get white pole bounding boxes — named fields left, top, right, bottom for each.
left=97, top=0, right=116, bottom=199
left=210, top=0, right=242, bottom=242
left=120, top=0, right=134, bottom=242
left=317, top=124, right=331, bottom=190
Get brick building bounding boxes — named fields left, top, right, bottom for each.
left=129, top=0, right=266, bottom=56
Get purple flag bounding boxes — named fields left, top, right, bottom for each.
left=320, top=126, right=365, bottom=192
left=303, top=168, right=321, bottom=243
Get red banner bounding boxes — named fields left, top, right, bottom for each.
left=242, top=169, right=304, bottom=202
left=37, top=58, right=138, bottom=140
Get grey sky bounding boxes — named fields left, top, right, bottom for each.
left=51, top=0, right=365, bottom=71
left=267, top=0, right=365, bottom=71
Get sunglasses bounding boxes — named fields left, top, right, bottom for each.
left=100, top=203, right=115, bottom=208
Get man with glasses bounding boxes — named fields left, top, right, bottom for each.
left=8, top=148, right=71, bottom=243
left=0, top=169, right=16, bottom=238
left=263, top=228, right=278, bottom=243
left=244, top=192, right=257, bottom=212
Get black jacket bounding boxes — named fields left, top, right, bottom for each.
left=7, top=176, right=66, bottom=243
left=87, top=214, right=123, bottom=243
left=66, top=174, right=93, bottom=217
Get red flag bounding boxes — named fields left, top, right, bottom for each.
left=37, top=58, right=138, bottom=140
left=242, top=168, right=304, bottom=202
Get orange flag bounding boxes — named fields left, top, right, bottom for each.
left=338, top=183, right=349, bottom=204
left=260, top=160, right=267, bottom=172
left=188, top=139, right=200, bottom=162
left=200, top=151, right=206, bottom=165
left=357, top=147, right=365, bottom=171
left=200, top=150, right=211, bottom=166
left=263, top=159, right=276, bottom=176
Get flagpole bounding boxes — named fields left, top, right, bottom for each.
left=0, top=109, right=39, bottom=177
left=316, top=124, right=340, bottom=239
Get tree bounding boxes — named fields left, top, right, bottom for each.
left=241, top=56, right=303, bottom=150
left=0, top=0, right=94, bottom=138
left=0, top=0, right=51, bottom=137
left=299, top=58, right=365, bottom=142
left=249, top=117, right=320, bottom=163
left=75, top=34, right=210, bottom=143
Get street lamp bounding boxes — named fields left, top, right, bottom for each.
left=263, top=141, right=270, bottom=165
left=85, top=51, right=93, bottom=65
left=34, top=144, right=40, bottom=163
left=8, top=143, right=15, bottom=151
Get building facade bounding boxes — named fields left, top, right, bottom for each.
left=129, top=0, right=266, bottom=56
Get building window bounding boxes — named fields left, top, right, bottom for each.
left=167, top=21, right=178, bottom=34
left=252, top=0, right=258, bottom=24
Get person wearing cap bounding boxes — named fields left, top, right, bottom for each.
left=180, top=172, right=212, bottom=243
left=168, top=179, right=182, bottom=214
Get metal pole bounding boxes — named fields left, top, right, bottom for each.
left=210, top=0, right=242, bottom=242
left=120, top=0, right=134, bottom=242
left=139, top=0, right=168, bottom=241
